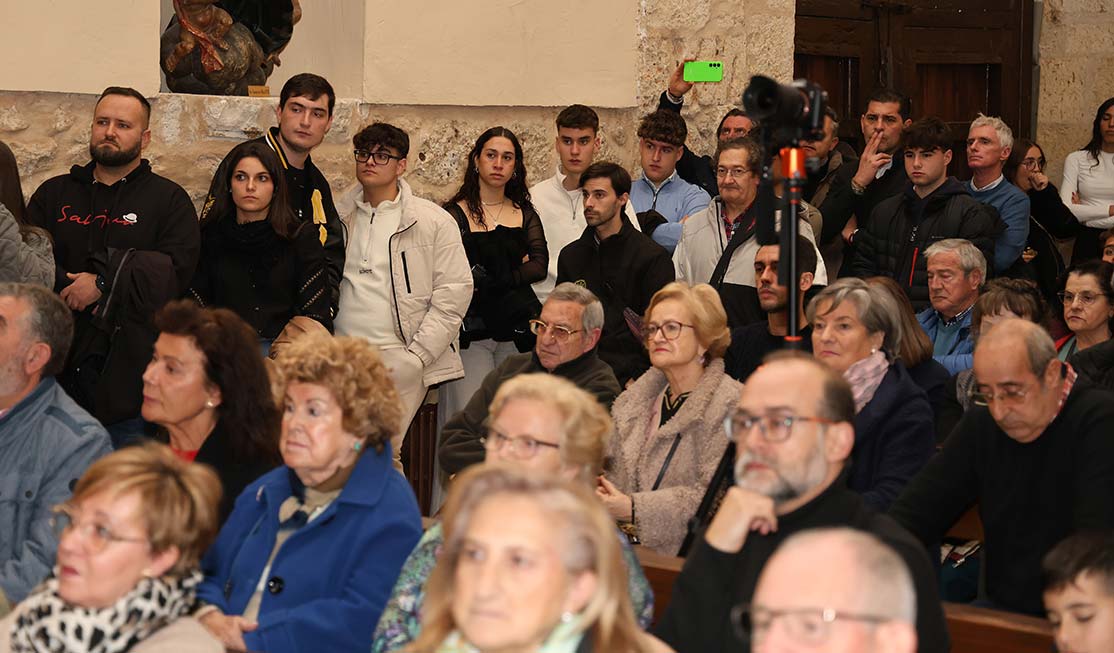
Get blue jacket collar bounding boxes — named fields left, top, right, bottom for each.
left=0, top=377, right=55, bottom=427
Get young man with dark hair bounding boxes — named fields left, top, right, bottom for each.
left=674, top=137, right=827, bottom=327
left=557, top=162, right=674, bottom=385
left=723, top=237, right=817, bottom=381
left=630, top=110, right=711, bottom=253
left=1042, top=531, right=1114, bottom=653
left=817, top=88, right=914, bottom=256
left=202, top=72, right=345, bottom=317
left=27, top=86, right=200, bottom=436
left=530, top=104, right=641, bottom=303
left=333, top=122, right=472, bottom=474
left=658, top=59, right=756, bottom=197
left=847, top=117, right=1001, bottom=310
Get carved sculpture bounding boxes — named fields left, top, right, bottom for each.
left=161, top=0, right=301, bottom=96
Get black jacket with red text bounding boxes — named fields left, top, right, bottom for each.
left=26, top=159, right=199, bottom=295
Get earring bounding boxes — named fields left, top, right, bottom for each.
left=560, top=611, right=574, bottom=623
left=474, top=164, right=479, bottom=174
left=353, top=441, right=363, bottom=452
left=205, top=399, right=215, bottom=408
left=870, top=347, right=877, bottom=355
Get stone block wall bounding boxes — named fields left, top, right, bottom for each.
left=0, top=0, right=794, bottom=209
left=1037, top=0, right=1114, bottom=184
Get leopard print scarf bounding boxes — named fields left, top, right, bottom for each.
left=10, top=570, right=201, bottom=653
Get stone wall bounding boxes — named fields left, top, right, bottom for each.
left=1036, top=0, right=1114, bottom=185
left=0, top=0, right=795, bottom=209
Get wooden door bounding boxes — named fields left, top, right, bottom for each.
left=795, top=0, right=1035, bottom=178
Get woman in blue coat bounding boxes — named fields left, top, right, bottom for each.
left=195, top=333, right=422, bottom=653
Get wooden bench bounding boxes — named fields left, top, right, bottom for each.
left=632, top=547, right=1054, bottom=653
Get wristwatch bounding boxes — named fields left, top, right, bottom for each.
left=94, top=274, right=108, bottom=293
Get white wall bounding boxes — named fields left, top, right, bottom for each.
left=0, top=0, right=162, bottom=95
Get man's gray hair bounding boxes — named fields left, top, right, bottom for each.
left=978, top=317, right=1057, bottom=377
left=777, top=527, right=917, bottom=624
left=547, top=282, right=604, bottom=333
left=0, top=282, right=73, bottom=377
left=806, top=278, right=904, bottom=360
left=924, top=238, right=987, bottom=281
left=970, top=113, right=1014, bottom=152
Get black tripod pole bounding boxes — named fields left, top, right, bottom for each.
left=779, top=146, right=807, bottom=349
left=678, top=441, right=736, bottom=557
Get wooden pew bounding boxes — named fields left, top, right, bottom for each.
left=632, top=547, right=1054, bottom=653
left=945, top=603, right=1053, bottom=653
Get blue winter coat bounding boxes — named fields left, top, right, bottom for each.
left=196, top=444, right=422, bottom=653
left=849, top=361, right=936, bottom=512
left=917, top=307, right=975, bottom=375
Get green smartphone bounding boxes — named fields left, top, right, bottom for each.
left=683, top=61, right=724, bottom=83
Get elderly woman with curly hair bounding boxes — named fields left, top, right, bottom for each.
left=597, top=282, right=741, bottom=556
left=195, top=334, right=422, bottom=653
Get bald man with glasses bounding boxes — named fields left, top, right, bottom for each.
left=891, top=318, right=1114, bottom=616
left=438, top=283, right=621, bottom=475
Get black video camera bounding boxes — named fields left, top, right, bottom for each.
left=742, top=75, right=828, bottom=147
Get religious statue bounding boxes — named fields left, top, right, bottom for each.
left=161, top=0, right=301, bottom=95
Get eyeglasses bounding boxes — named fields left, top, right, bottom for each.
left=50, top=505, right=148, bottom=554
left=528, top=319, right=581, bottom=343
left=641, top=321, right=694, bottom=342
left=968, top=384, right=1031, bottom=407
left=1021, top=157, right=1045, bottom=171
left=732, top=604, right=891, bottom=646
left=481, top=429, right=560, bottom=460
left=354, top=149, right=404, bottom=165
left=724, top=410, right=837, bottom=443
left=715, top=166, right=751, bottom=179
left=1058, top=291, right=1109, bottom=306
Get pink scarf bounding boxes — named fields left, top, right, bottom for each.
left=844, top=350, right=890, bottom=413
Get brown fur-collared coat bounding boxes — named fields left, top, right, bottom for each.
left=608, top=358, right=742, bottom=555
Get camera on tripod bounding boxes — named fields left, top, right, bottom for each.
left=742, top=75, right=828, bottom=148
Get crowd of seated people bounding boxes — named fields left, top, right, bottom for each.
left=1, top=57, right=1113, bottom=653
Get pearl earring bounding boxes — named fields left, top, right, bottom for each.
left=205, top=399, right=215, bottom=408
left=560, top=611, right=574, bottom=623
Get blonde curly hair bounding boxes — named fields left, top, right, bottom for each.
left=272, top=334, right=401, bottom=453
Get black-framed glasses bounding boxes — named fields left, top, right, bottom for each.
left=1057, top=290, right=1109, bottom=306
left=732, top=604, right=891, bottom=645
left=528, top=319, right=581, bottom=343
left=50, top=505, right=148, bottom=554
left=354, top=149, right=404, bottom=165
left=480, top=429, right=560, bottom=460
left=641, top=321, right=694, bottom=342
left=724, top=410, right=837, bottom=443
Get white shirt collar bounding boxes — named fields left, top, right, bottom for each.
left=970, top=174, right=1005, bottom=192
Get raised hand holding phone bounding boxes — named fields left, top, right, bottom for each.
left=683, top=60, right=724, bottom=83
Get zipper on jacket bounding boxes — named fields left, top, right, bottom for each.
left=908, top=247, right=920, bottom=287
left=400, top=251, right=412, bottom=293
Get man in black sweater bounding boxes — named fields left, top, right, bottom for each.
left=723, top=237, right=815, bottom=382
left=890, top=318, right=1114, bottom=615
left=438, top=283, right=621, bottom=474
left=557, top=162, right=675, bottom=386
left=654, top=352, right=948, bottom=653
